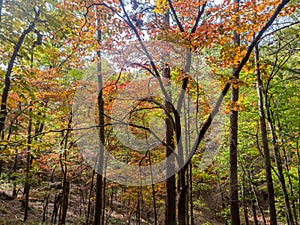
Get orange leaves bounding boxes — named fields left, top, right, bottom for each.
left=216, top=0, right=287, bottom=46
left=229, top=78, right=249, bottom=89
left=225, top=94, right=247, bottom=113
left=279, top=2, right=300, bottom=17
left=245, top=2, right=252, bottom=7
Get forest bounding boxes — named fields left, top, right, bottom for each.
left=0, top=0, right=299, bottom=224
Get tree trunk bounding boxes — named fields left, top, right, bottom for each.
left=229, top=1, right=241, bottom=224
left=149, top=152, right=158, bottom=225
left=12, top=145, right=18, bottom=198
left=164, top=66, right=177, bottom=225
left=265, top=95, right=295, bottom=225
left=52, top=193, right=62, bottom=224
left=177, top=48, right=192, bottom=225
left=0, top=11, right=39, bottom=135
left=229, top=82, right=240, bottom=225
left=59, top=180, right=70, bottom=225
left=276, top=114, right=298, bottom=224
left=255, top=45, right=277, bottom=225
left=24, top=108, right=32, bottom=222
left=94, top=14, right=105, bottom=225
left=43, top=193, right=50, bottom=222
left=189, top=162, right=194, bottom=225
left=242, top=174, right=249, bottom=225
left=59, top=113, right=72, bottom=225
left=251, top=201, right=259, bottom=225
left=87, top=171, right=95, bottom=225
left=178, top=171, right=187, bottom=225
left=282, top=143, right=298, bottom=224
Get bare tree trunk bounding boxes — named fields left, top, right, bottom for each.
left=137, top=186, right=141, bottom=225
left=276, top=113, right=298, bottom=224
left=178, top=170, right=187, bottom=225
left=52, top=193, right=62, bottom=224
left=251, top=201, right=259, bottom=225
left=101, top=177, right=106, bottom=225
left=243, top=158, right=267, bottom=225
left=43, top=193, right=50, bottom=222
left=87, top=171, right=95, bottom=225
left=59, top=180, right=70, bottom=225
left=59, top=113, right=72, bottom=225
left=229, top=1, right=241, bottom=224
left=255, top=45, right=277, bottom=225
left=149, top=152, right=158, bottom=225
left=94, top=12, right=105, bottom=225
left=189, top=162, right=194, bottom=225
left=164, top=66, right=177, bottom=225
left=176, top=3, right=207, bottom=221
left=229, top=75, right=240, bottom=225
left=242, top=174, right=249, bottom=225
left=24, top=108, right=32, bottom=222
left=12, top=145, right=18, bottom=198
left=265, top=96, right=295, bottom=225
left=177, top=49, right=192, bottom=225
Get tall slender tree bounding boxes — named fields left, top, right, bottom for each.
left=0, top=8, right=40, bottom=135
left=229, top=0, right=241, bottom=224
left=94, top=6, right=105, bottom=225
left=163, top=65, right=177, bottom=225
left=255, top=44, right=277, bottom=225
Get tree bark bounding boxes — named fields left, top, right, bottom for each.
left=59, top=112, right=72, bottom=225
left=164, top=66, right=177, bottom=225
left=149, top=152, right=158, bottom=225
left=242, top=174, right=249, bottom=225
left=24, top=108, right=32, bottom=222
left=255, top=45, right=277, bottom=225
left=0, top=11, right=39, bottom=135
left=265, top=93, right=295, bottom=225
left=177, top=49, right=192, bottom=225
left=251, top=201, right=259, bottom=225
left=59, top=180, right=70, bottom=225
left=87, top=171, right=95, bottom=225
left=229, top=1, right=241, bottom=224
left=278, top=125, right=298, bottom=224
left=94, top=13, right=105, bottom=225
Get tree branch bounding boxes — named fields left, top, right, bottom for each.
left=185, top=0, right=291, bottom=165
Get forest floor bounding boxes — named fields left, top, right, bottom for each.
left=0, top=181, right=225, bottom=225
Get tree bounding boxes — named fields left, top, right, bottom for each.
left=255, top=44, right=278, bottom=225
left=76, top=0, right=292, bottom=224
left=0, top=2, right=41, bottom=135
left=258, top=19, right=300, bottom=224
left=0, top=0, right=298, bottom=224
left=94, top=7, right=105, bottom=225
left=229, top=0, right=241, bottom=224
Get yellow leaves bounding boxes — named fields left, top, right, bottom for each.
left=231, top=14, right=238, bottom=21
left=153, top=0, right=169, bottom=14
left=217, top=0, right=290, bottom=49
left=216, top=43, right=250, bottom=70
left=229, top=78, right=238, bottom=89
left=225, top=94, right=247, bottom=113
